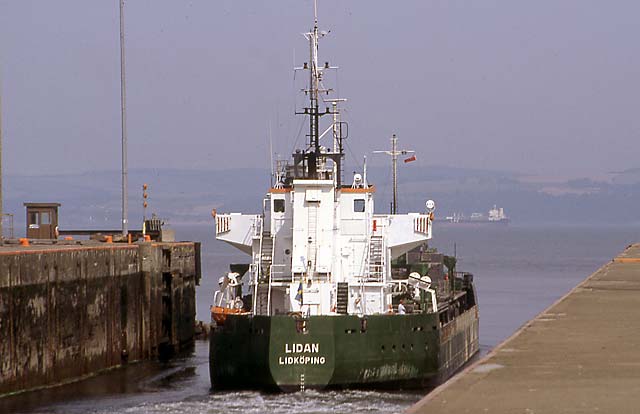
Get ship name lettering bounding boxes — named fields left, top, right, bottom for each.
left=284, top=343, right=319, bottom=353
left=278, top=356, right=326, bottom=365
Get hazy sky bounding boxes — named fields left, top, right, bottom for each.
left=1, top=0, right=638, bottom=178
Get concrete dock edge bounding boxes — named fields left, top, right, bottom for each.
left=408, top=243, right=640, bottom=414
left=0, top=241, right=200, bottom=396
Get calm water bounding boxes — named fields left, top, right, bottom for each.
left=2, top=224, right=638, bottom=414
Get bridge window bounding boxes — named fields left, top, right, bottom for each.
left=354, top=199, right=365, bottom=212
left=273, top=199, right=285, bottom=213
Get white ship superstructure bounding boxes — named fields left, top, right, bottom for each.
left=212, top=5, right=434, bottom=317
left=215, top=173, right=434, bottom=316
left=488, top=205, right=508, bottom=222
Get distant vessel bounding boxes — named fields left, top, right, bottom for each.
left=443, top=205, right=510, bottom=225
left=209, top=5, right=478, bottom=392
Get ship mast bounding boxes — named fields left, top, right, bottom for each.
left=293, top=1, right=345, bottom=186
left=374, top=134, right=414, bottom=214
left=308, top=5, right=320, bottom=177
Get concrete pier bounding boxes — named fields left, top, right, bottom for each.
left=0, top=240, right=200, bottom=396
left=409, top=243, right=640, bottom=414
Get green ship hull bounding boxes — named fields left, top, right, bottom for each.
left=210, top=304, right=478, bottom=391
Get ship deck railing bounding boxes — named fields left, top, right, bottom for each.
left=269, top=273, right=334, bottom=283
left=354, top=276, right=386, bottom=285
left=367, top=265, right=384, bottom=281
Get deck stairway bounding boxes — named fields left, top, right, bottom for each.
left=254, top=230, right=274, bottom=315
left=336, top=282, right=349, bottom=314
left=259, top=231, right=273, bottom=282
left=255, top=284, right=270, bottom=315
left=368, top=236, right=384, bottom=281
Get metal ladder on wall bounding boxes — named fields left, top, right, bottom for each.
left=368, top=236, right=384, bottom=281
left=307, top=204, right=318, bottom=276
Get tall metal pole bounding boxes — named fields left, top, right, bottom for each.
left=373, top=134, right=414, bottom=215
left=119, top=0, right=128, bottom=236
left=0, top=77, right=3, bottom=239
left=391, top=134, right=397, bottom=215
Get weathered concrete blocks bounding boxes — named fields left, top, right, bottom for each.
left=0, top=241, right=200, bottom=396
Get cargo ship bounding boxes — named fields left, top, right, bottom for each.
left=443, top=205, right=510, bottom=225
left=209, top=6, right=479, bottom=392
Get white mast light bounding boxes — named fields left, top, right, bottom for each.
left=426, top=200, right=436, bottom=212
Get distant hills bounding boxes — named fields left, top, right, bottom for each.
left=3, top=165, right=640, bottom=237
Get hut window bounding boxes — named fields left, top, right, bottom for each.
left=354, top=199, right=365, bottom=212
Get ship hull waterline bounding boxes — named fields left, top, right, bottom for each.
left=210, top=306, right=479, bottom=392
